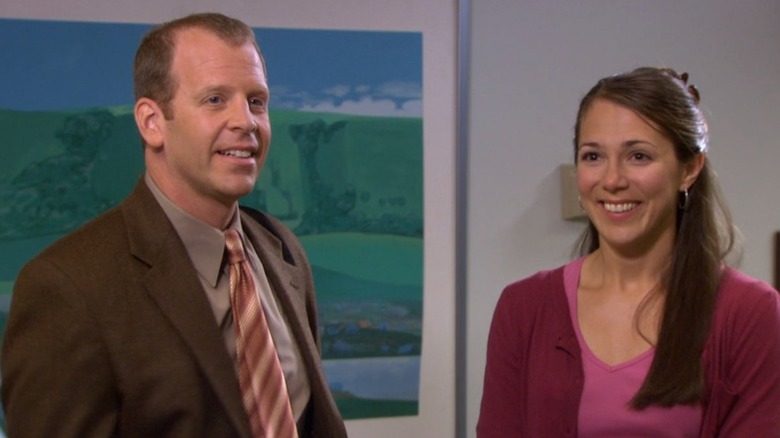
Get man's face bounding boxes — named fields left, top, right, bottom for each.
left=151, top=27, right=270, bottom=219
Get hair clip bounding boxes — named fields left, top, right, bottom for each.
left=687, top=84, right=701, bottom=104
left=678, top=71, right=700, bottom=104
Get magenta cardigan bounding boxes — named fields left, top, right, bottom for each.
left=477, top=264, right=780, bottom=437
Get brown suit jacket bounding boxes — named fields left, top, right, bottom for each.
left=1, top=179, right=347, bottom=438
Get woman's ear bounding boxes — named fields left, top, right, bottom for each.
left=681, top=153, right=706, bottom=191
left=134, top=98, right=165, bottom=149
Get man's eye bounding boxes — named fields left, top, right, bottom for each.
left=249, top=98, right=267, bottom=107
left=207, top=96, right=222, bottom=104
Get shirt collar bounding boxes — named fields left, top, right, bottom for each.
left=144, top=173, right=242, bottom=287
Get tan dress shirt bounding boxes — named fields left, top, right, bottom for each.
left=145, top=174, right=311, bottom=421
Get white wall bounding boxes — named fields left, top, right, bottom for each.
left=465, top=0, right=780, bottom=436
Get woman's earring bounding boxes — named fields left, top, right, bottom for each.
left=678, top=189, right=690, bottom=211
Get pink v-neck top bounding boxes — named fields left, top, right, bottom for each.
left=564, top=258, right=702, bottom=437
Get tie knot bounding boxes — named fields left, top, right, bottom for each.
left=225, top=229, right=246, bottom=265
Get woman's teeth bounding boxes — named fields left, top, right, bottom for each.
left=603, top=202, right=637, bottom=213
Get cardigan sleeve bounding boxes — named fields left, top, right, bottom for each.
left=477, top=267, right=581, bottom=438
left=710, top=273, right=780, bottom=436
left=477, top=283, right=527, bottom=437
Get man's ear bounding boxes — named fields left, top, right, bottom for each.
left=134, top=98, right=165, bottom=149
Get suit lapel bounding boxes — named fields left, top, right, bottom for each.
left=241, top=215, right=310, bottom=341
left=122, top=180, right=251, bottom=438
left=240, top=213, right=322, bottom=370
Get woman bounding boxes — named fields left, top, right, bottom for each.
left=477, top=67, right=780, bottom=437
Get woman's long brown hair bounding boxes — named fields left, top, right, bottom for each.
left=572, top=67, right=738, bottom=408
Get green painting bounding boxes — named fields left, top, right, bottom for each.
left=0, top=18, right=423, bottom=427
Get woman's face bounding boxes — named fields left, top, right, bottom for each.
left=576, top=98, right=703, bottom=256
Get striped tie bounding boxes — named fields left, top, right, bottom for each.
left=225, top=229, right=297, bottom=438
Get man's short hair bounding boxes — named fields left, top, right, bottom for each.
left=133, top=12, right=265, bottom=119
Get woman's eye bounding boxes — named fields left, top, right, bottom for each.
left=580, top=152, right=598, bottom=161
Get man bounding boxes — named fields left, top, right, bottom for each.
left=1, top=13, right=347, bottom=438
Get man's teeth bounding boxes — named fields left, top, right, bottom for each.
left=221, top=150, right=252, bottom=158
left=604, top=202, right=637, bottom=213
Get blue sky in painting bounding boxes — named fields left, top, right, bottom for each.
left=0, top=18, right=421, bottom=117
